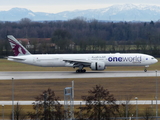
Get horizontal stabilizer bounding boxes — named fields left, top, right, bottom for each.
left=7, top=56, right=26, bottom=61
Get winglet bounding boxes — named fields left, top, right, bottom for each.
left=7, top=35, right=31, bottom=56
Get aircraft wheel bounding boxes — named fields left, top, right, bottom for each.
left=76, top=69, right=81, bottom=73
left=81, top=69, right=86, bottom=73
left=144, top=68, right=147, bottom=72
left=76, top=69, right=86, bottom=73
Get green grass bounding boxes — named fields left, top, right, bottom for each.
left=0, top=58, right=159, bottom=101
left=0, top=77, right=159, bottom=118
left=0, top=58, right=159, bottom=118
left=0, top=77, right=158, bottom=101
left=0, top=58, right=159, bottom=71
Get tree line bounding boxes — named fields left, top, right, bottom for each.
left=0, top=18, right=160, bottom=56
left=9, top=85, right=154, bottom=120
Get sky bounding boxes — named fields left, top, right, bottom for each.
left=1, top=0, right=160, bottom=13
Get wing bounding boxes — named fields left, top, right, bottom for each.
left=63, top=59, right=91, bottom=67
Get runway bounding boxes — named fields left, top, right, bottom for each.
left=0, top=70, right=159, bottom=80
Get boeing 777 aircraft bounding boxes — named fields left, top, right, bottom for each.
left=7, top=35, right=158, bottom=73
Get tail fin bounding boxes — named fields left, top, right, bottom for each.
left=7, top=35, right=31, bottom=56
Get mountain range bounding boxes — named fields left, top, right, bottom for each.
left=1, top=4, right=160, bottom=22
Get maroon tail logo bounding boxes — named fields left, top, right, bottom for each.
left=9, top=38, right=26, bottom=56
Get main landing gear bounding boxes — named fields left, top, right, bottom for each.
left=75, top=64, right=86, bottom=73
left=76, top=69, right=86, bottom=73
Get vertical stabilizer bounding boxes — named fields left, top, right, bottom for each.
left=7, top=35, right=31, bottom=56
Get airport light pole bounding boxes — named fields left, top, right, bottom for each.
left=12, top=78, right=14, bottom=120
left=135, top=97, right=138, bottom=120
left=155, top=70, right=158, bottom=120
left=44, top=93, right=47, bottom=120
left=126, top=100, right=128, bottom=120
left=2, top=104, right=4, bottom=120
left=72, top=81, right=74, bottom=119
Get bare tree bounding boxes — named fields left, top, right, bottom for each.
left=142, top=107, right=154, bottom=120
left=20, top=18, right=32, bottom=24
left=28, top=88, right=64, bottom=120
left=118, top=95, right=134, bottom=119
left=76, top=85, right=119, bottom=120
left=51, top=29, right=71, bottom=51
left=10, top=102, right=27, bottom=120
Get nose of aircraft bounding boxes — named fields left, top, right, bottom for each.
left=155, top=58, right=158, bottom=63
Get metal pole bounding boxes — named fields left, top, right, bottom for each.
left=151, top=100, right=153, bottom=108
left=12, top=78, right=14, bottom=120
left=80, top=102, right=82, bottom=119
left=155, top=70, right=158, bottom=120
left=36, top=103, right=38, bottom=120
left=72, top=81, right=74, bottom=119
left=2, top=104, right=4, bottom=120
left=135, top=97, right=138, bottom=120
left=126, top=100, right=128, bottom=120
left=44, top=93, right=47, bottom=120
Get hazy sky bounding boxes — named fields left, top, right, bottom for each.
left=1, top=0, right=160, bottom=13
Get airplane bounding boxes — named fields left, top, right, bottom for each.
left=7, top=35, right=158, bottom=73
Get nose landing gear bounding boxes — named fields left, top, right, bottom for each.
left=144, top=68, right=147, bottom=72
left=144, top=65, right=149, bottom=72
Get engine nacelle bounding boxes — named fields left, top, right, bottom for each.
left=90, top=62, right=106, bottom=70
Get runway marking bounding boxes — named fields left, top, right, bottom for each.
left=0, top=71, right=159, bottom=80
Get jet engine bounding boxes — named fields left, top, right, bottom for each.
left=90, top=62, right=106, bottom=70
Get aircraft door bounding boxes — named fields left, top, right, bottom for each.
left=142, top=56, right=147, bottom=62
left=33, top=57, right=38, bottom=63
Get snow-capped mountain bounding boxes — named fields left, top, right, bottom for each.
left=1, top=4, right=160, bottom=21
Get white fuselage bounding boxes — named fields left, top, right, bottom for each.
left=8, top=53, right=158, bottom=68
